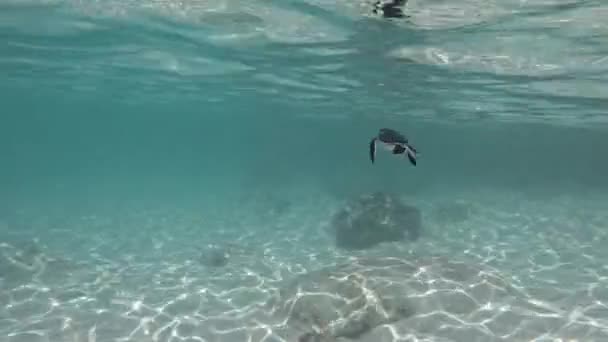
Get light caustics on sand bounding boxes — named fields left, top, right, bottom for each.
left=1, top=190, right=608, bottom=341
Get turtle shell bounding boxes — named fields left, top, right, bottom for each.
left=378, top=128, right=408, bottom=144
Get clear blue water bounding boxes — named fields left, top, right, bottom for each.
left=1, top=1, right=608, bottom=341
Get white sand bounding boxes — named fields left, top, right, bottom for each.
left=1, top=186, right=607, bottom=341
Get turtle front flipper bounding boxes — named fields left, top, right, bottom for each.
left=369, top=138, right=377, bottom=164
left=405, top=145, right=417, bottom=166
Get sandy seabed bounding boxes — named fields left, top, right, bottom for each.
left=1, top=186, right=608, bottom=342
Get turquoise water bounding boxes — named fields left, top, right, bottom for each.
left=2, top=1, right=608, bottom=341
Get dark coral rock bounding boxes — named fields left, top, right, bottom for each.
left=331, top=192, right=421, bottom=250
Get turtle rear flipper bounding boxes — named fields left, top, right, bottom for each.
left=392, top=144, right=406, bottom=154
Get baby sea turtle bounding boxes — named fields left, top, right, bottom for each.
left=369, top=128, right=418, bottom=165
left=373, top=0, right=408, bottom=19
